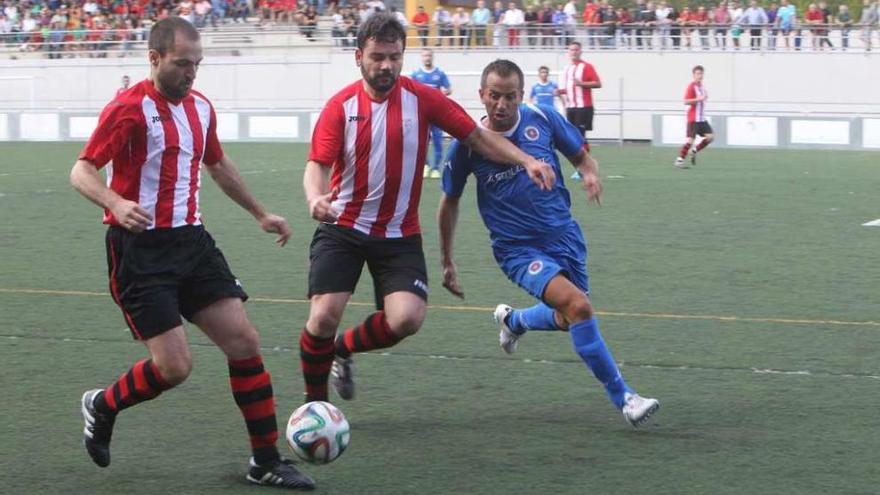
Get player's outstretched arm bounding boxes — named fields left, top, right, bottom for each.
left=303, top=160, right=338, bottom=223
left=205, top=155, right=291, bottom=246
left=70, top=159, right=153, bottom=233
left=568, top=149, right=602, bottom=205
left=463, top=128, right=556, bottom=190
left=437, top=194, right=465, bottom=299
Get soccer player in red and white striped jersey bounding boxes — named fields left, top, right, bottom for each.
left=70, top=18, right=314, bottom=490
left=676, top=65, right=714, bottom=168
left=557, top=41, right=601, bottom=179
left=299, top=13, right=556, bottom=405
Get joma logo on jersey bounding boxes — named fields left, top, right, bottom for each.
left=151, top=115, right=170, bottom=124
left=348, top=115, right=365, bottom=122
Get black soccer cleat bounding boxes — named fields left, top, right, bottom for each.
left=246, top=457, right=316, bottom=490
left=81, top=389, right=116, bottom=467
left=690, top=147, right=698, bottom=166
left=331, top=357, right=355, bottom=400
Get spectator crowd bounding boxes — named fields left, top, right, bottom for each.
left=0, top=0, right=878, bottom=57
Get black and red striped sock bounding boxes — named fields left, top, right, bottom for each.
left=696, top=139, right=710, bottom=152
left=228, top=355, right=281, bottom=466
left=335, top=311, right=402, bottom=359
left=95, top=359, right=172, bottom=415
left=679, top=143, right=691, bottom=158
left=299, top=329, right=335, bottom=402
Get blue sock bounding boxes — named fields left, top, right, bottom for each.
left=569, top=318, right=631, bottom=409
left=506, top=304, right=559, bottom=335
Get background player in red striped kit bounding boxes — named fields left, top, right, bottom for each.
left=677, top=65, right=715, bottom=168
left=70, top=17, right=314, bottom=490
left=557, top=41, right=601, bottom=180
left=300, top=13, right=556, bottom=404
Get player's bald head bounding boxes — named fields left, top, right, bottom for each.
left=480, top=59, right=524, bottom=91
left=149, top=17, right=200, bottom=56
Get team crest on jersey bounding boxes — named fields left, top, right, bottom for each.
left=528, top=260, right=544, bottom=275
left=524, top=126, right=540, bottom=141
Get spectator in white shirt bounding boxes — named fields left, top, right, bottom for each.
left=452, top=7, right=471, bottom=46
left=503, top=1, right=524, bottom=46
left=434, top=5, right=453, bottom=46
left=655, top=0, right=672, bottom=47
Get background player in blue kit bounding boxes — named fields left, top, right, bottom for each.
left=411, top=48, right=452, bottom=179
left=528, top=65, right=558, bottom=110
left=437, top=59, right=660, bottom=426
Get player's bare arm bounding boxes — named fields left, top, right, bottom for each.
left=303, top=160, right=338, bottom=223
left=568, top=148, right=602, bottom=205
left=463, top=128, right=556, bottom=190
left=437, top=194, right=464, bottom=299
left=70, top=159, right=153, bottom=233
left=205, top=155, right=291, bottom=246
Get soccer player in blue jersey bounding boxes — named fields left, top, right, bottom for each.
left=528, top=66, right=558, bottom=110
left=437, top=60, right=660, bottom=427
left=411, top=48, right=452, bottom=179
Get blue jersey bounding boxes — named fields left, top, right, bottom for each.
left=443, top=103, right=586, bottom=245
left=530, top=81, right=558, bottom=108
left=411, top=66, right=451, bottom=91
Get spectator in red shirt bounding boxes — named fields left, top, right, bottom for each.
left=411, top=5, right=429, bottom=46
left=805, top=3, right=824, bottom=49
left=692, top=5, right=710, bottom=48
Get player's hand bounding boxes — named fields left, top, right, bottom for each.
left=308, top=189, right=338, bottom=223
left=259, top=213, right=292, bottom=246
left=109, top=198, right=152, bottom=233
left=580, top=170, right=603, bottom=205
left=441, top=261, right=465, bottom=299
left=524, top=157, right=556, bottom=191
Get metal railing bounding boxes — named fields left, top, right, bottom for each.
left=0, top=22, right=877, bottom=58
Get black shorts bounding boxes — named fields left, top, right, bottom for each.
left=308, top=224, right=428, bottom=308
left=687, top=121, right=714, bottom=138
left=105, top=225, right=248, bottom=340
left=566, top=107, right=594, bottom=133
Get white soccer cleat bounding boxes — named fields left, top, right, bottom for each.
left=674, top=157, right=688, bottom=169
left=621, top=392, right=660, bottom=427
left=494, top=304, right=521, bottom=354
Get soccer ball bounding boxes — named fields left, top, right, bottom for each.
left=285, top=401, right=350, bottom=465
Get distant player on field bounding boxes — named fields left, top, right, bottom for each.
left=301, top=14, right=555, bottom=406
left=557, top=41, right=601, bottom=180
left=70, top=18, right=314, bottom=490
left=411, top=48, right=452, bottom=179
left=528, top=65, right=558, bottom=110
left=438, top=59, right=660, bottom=427
left=116, top=75, right=130, bottom=96
left=676, top=65, right=714, bottom=168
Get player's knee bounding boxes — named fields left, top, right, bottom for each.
left=561, top=296, right=594, bottom=323
left=307, top=310, right=342, bottom=338
left=225, top=325, right=261, bottom=360
left=385, top=309, right=425, bottom=338
left=154, top=354, right=192, bottom=386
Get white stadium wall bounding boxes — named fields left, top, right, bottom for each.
left=0, top=49, right=878, bottom=149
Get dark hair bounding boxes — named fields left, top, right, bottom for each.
left=481, top=59, right=524, bottom=91
left=569, top=41, right=582, bottom=48
left=693, top=64, right=704, bottom=73
left=149, top=17, right=199, bottom=56
left=538, top=65, right=549, bottom=72
left=357, top=12, right=407, bottom=50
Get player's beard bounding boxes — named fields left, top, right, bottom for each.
left=363, top=67, right=397, bottom=94
left=158, top=74, right=192, bottom=100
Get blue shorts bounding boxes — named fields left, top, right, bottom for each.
left=493, top=221, right=589, bottom=301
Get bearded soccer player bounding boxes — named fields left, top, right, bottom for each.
left=301, top=13, right=555, bottom=405
left=70, top=17, right=314, bottom=490
left=437, top=59, right=660, bottom=427
left=676, top=65, right=714, bottom=168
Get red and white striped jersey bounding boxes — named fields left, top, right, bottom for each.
left=685, top=81, right=707, bottom=123
left=559, top=60, right=600, bottom=108
left=80, top=80, right=223, bottom=230
left=308, top=77, right=476, bottom=238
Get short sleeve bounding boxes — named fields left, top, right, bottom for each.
left=440, top=71, right=451, bottom=89
left=529, top=85, right=537, bottom=98
left=544, top=105, right=586, bottom=157
left=441, top=140, right=472, bottom=198
left=583, top=64, right=600, bottom=84
left=78, top=99, right=140, bottom=169
left=419, top=87, right=476, bottom=141
left=203, top=103, right=224, bottom=165
left=685, top=83, right=695, bottom=100
left=307, top=99, right=345, bottom=167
